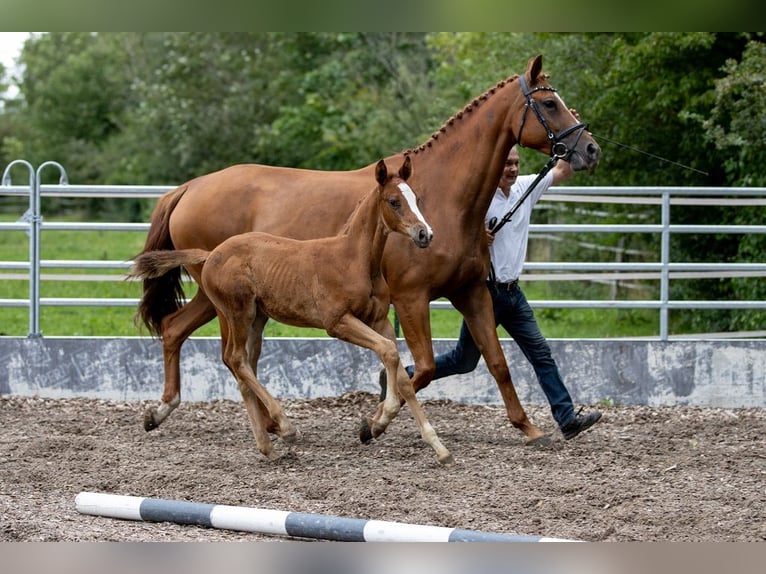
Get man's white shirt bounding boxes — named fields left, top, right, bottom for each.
left=485, top=171, right=554, bottom=283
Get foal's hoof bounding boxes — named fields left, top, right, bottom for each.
left=438, top=452, right=455, bottom=466
left=263, top=447, right=279, bottom=461
left=524, top=433, right=554, bottom=448
left=359, top=417, right=374, bottom=444
left=280, top=427, right=299, bottom=444
left=143, top=409, right=159, bottom=432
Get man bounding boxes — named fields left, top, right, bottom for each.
left=389, top=142, right=602, bottom=441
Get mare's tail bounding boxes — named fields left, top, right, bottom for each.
left=132, top=185, right=191, bottom=336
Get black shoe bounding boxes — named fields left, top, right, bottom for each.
left=560, top=408, right=602, bottom=440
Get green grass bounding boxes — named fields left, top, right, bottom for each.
left=0, top=223, right=659, bottom=338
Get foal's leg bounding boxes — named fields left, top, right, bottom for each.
left=331, top=314, right=453, bottom=465
left=144, top=290, right=218, bottom=431
left=450, top=283, right=549, bottom=444
left=246, top=312, right=290, bottom=438
left=220, top=310, right=297, bottom=458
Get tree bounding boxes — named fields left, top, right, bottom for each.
left=252, top=32, right=434, bottom=171
left=13, top=33, right=136, bottom=182
left=700, top=37, right=766, bottom=331
left=704, top=37, right=766, bottom=187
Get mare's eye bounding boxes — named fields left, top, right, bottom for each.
left=542, top=99, right=557, bottom=110
left=389, top=198, right=401, bottom=209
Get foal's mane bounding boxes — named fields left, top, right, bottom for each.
left=338, top=184, right=379, bottom=236
left=404, top=73, right=521, bottom=156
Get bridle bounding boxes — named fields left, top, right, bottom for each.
left=488, top=75, right=589, bottom=238
left=516, top=75, right=587, bottom=161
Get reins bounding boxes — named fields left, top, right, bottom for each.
left=488, top=153, right=559, bottom=237
left=589, top=133, right=709, bottom=176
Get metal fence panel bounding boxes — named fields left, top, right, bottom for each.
left=3, top=160, right=766, bottom=340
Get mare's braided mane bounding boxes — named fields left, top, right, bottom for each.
left=404, top=74, right=521, bottom=156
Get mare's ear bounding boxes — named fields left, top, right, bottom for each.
left=398, top=155, right=412, bottom=181
left=526, top=54, right=543, bottom=85
left=375, top=159, right=388, bottom=186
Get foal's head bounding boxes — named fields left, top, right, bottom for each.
left=375, top=156, right=432, bottom=249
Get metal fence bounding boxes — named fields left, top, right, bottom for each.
left=3, top=159, right=766, bottom=340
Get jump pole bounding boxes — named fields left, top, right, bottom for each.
left=75, top=492, right=575, bottom=542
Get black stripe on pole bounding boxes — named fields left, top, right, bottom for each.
left=448, top=528, right=543, bottom=542
left=140, top=498, right=215, bottom=528
left=285, top=512, right=367, bottom=542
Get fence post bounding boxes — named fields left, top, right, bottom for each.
left=29, top=161, right=68, bottom=338
left=659, top=191, right=671, bottom=340
left=2, top=159, right=38, bottom=337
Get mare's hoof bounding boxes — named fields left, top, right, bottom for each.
left=525, top=433, right=554, bottom=448
left=359, top=416, right=373, bottom=444
left=143, top=409, right=159, bottom=432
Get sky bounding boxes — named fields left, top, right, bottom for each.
left=0, top=32, right=29, bottom=72
left=0, top=32, right=31, bottom=99
left=0, top=32, right=29, bottom=78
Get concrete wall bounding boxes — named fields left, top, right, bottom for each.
left=1, top=337, right=764, bottom=408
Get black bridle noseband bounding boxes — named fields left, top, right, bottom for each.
left=488, top=76, right=588, bottom=237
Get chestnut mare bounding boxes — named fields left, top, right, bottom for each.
left=135, top=55, right=601, bottom=447
left=131, top=157, right=455, bottom=462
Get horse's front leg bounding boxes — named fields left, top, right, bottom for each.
left=451, top=283, right=549, bottom=444
left=391, top=295, right=437, bottom=394
left=358, top=317, right=406, bottom=439
left=330, top=314, right=453, bottom=465
left=144, top=290, right=218, bottom=431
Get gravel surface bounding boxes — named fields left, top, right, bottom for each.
left=1, top=393, right=764, bottom=542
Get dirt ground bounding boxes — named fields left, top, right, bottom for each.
left=1, top=392, right=764, bottom=543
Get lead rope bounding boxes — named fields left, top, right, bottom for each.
left=486, top=154, right=560, bottom=284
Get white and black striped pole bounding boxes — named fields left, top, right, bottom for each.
left=75, top=492, right=575, bottom=542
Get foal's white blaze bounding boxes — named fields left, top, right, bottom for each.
left=397, top=182, right=433, bottom=236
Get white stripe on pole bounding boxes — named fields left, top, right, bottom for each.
left=363, top=520, right=453, bottom=542
left=75, top=492, right=144, bottom=521
left=210, top=505, right=290, bottom=536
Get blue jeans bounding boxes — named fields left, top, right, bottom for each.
left=406, top=282, right=575, bottom=428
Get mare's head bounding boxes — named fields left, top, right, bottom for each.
left=375, top=155, right=433, bottom=249
left=514, top=55, right=601, bottom=172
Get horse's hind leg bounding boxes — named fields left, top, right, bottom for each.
left=236, top=368, right=297, bottom=458
left=451, top=286, right=549, bottom=445
left=245, top=311, right=297, bottom=440
left=221, top=311, right=296, bottom=458
left=144, top=291, right=217, bottom=431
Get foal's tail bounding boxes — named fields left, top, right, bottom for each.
left=129, top=248, right=210, bottom=333
left=132, top=184, right=190, bottom=337
left=130, top=249, right=210, bottom=282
